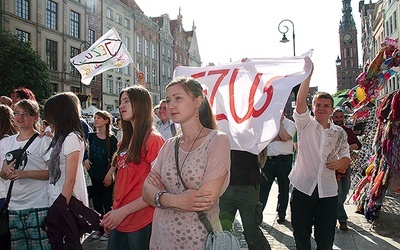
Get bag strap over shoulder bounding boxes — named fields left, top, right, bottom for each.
left=174, top=138, right=214, bottom=233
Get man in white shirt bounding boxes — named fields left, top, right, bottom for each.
left=155, top=99, right=179, bottom=140
left=289, top=63, right=350, bottom=250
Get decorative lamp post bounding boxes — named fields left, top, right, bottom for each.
left=278, top=19, right=296, bottom=56
left=79, top=41, right=90, bottom=106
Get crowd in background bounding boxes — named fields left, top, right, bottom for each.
left=0, top=65, right=365, bottom=250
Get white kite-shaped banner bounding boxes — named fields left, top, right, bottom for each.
left=71, top=27, right=133, bottom=85
left=174, top=50, right=314, bottom=154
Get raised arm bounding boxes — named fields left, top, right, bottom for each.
left=136, top=70, right=145, bottom=86
left=296, top=63, right=314, bottom=114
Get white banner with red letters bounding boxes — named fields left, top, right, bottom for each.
left=174, top=51, right=313, bottom=154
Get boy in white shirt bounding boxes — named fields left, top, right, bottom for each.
left=289, top=62, right=350, bottom=249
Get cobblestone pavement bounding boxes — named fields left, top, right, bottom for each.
left=83, top=183, right=400, bottom=250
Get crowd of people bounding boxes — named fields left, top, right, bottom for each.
left=0, top=64, right=364, bottom=250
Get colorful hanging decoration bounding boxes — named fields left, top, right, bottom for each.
left=353, top=90, right=400, bottom=223
left=352, top=37, right=400, bottom=106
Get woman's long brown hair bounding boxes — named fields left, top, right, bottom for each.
left=112, top=85, right=154, bottom=166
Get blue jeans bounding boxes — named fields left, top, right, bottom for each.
left=291, top=187, right=337, bottom=250
left=107, top=223, right=152, bottom=250
left=337, top=169, right=350, bottom=222
left=220, top=185, right=271, bottom=250
left=259, top=155, right=292, bottom=218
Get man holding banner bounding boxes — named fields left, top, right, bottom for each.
left=219, top=150, right=271, bottom=249
left=289, top=63, right=350, bottom=249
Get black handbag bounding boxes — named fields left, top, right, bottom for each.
left=174, top=138, right=240, bottom=250
left=0, top=133, right=39, bottom=250
left=0, top=206, right=10, bottom=250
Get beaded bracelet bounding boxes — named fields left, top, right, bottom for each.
left=154, top=190, right=168, bottom=209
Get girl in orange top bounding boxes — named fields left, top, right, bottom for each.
left=100, top=85, right=164, bottom=250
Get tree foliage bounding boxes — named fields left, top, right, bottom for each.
left=0, top=28, right=51, bottom=102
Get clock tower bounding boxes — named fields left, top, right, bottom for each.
left=336, top=0, right=362, bottom=92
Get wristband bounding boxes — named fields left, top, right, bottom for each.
left=154, top=190, right=168, bottom=209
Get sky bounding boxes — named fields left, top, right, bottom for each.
left=135, top=0, right=364, bottom=94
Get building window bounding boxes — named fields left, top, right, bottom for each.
left=15, top=29, right=30, bottom=42
left=151, top=43, right=156, bottom=59
left=125, top=36, right=130, bottom=50
left=106, top=79, right=113, bottom=94
left=116, top=14, right=122, bottom=24
left=70, top=10, right=80, bottom=38
left=136, top=35, right=141, bottom=53
left=145, top=66, right=149, bottom=82
left=386, top=21, right=389, bottom=36
left=162, top=64, right=165, bottom=76
left=152, top=69, right=156, bottom=85
left=116, top=68, right=122, bottom=73
left=71, top=86, right=80, bottom=93
left=106, top=8, right=112, bottom=19
left=70, top=47, right=80, bottom=76
left=162, top=46, right=165, bottom=55
left=51, top=83, right=59, bottom=92
left=124, top=18, right=130, bottom=29
left=87, top=0, right=95, bottom=13
left=88, top=29, right=95, bottom=45
left=46, top=39, right=57, bottom=71
left=16, top=0, right=29, bottom=20
left=116, top=81, right=122, bottom=94
left=124, top=65, right=130, bottom=76
left=167, top=48, right=171, bottom=58
left=46, top=0, right=57, bottom=30
left=144, top=40, right=149, bottom=56
left=390, top=16, right=393, bottom=34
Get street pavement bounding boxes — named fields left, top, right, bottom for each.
left=82, top=182, right=400, bottom=249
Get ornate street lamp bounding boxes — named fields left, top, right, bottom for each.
left=278, top=19, right=296, bottom=56
left=79, top=41, right=90, bottom=106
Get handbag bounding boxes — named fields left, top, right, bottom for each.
left=174, top=139, right=241, bottom=250
left=0, top=207, right=10, bottom=250
left=0, top=133, right=39, bottom=250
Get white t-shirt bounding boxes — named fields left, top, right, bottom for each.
left=48, top=132, right=88, bottom=206
left=2, top=134, right=52, bottom=210
left=267, top=117, right=296, bottom=156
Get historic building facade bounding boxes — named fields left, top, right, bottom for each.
left=359, top=0, right=400, bottom=102
left=0, top=0, right=201, bottom=110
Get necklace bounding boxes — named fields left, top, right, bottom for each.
left=175, top=126, right=204, bottom=188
